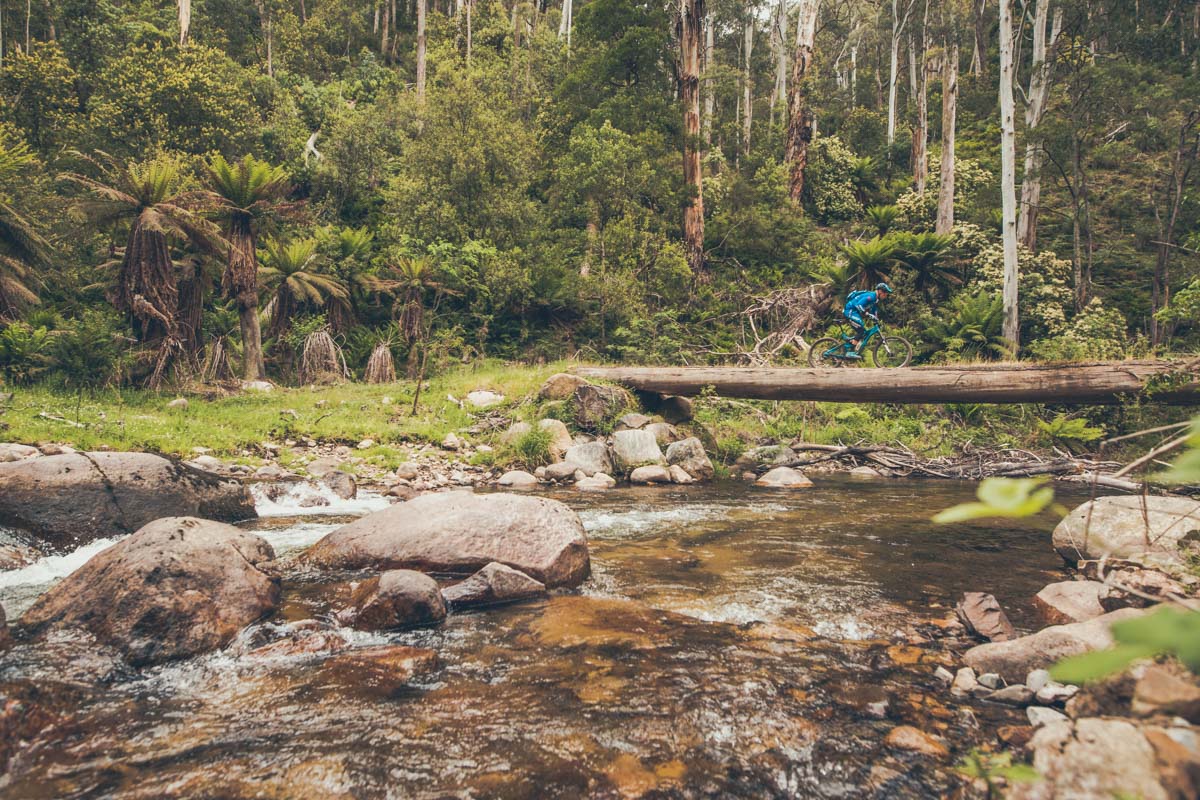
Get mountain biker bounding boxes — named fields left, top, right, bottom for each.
left=843, top=283, right=892, bottom=355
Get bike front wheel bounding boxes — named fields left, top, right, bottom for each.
left=869, top=336, right=913, bottom=368
left=807, top=337, right=848, bottom=368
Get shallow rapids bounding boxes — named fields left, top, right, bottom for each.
left=0, top=479, right=1077, bottom=798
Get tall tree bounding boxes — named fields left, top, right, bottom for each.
left=178, top=0, right=192, bottom=45
left=206, top=155, right=296, bottom=382
left=770, top=0, right=789, bottom=123
left=679, top=0, right=706, bottom=275
left=998, top=0, right=1019, bottom=352
left=1015, top=0, right=1062, bottom=251
left=888, top=0, right=918, bottom=147
left=936, top=17, right=959, bottom=235
left=1150, top=110, right=1200, bottom=346
left=786, top=0, right=821, bottom=201
left=909, top=0, right=931, bottom=195
left=417, top=0, right=428, bottom=102
left=742, top=9, right=754, bottom=158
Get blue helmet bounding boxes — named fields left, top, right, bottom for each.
left=876, top=282, right=894, bottom=294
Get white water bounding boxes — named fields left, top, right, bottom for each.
left=250, top=482, right=392, bottom=517
left=0, top=536, right=124, bottom=590
left=578, top=502, right=787, bottom=538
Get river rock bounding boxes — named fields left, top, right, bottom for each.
left=849, top=466, right=884, bottom=479
left=629, top=465, right=672, bottom=485
left=576, top=474, right=615, bottom=492
left=1132, top=663, right=1200, bottom=721
left=573, top=384, right=628, bottom=430
left=0, top=452, right=256, bottom=547
left=988, top=684, right=1035, bottom=706
left=1010, top=717, right=1200, bottom=800
left=302, top=457, right=341, bottom=478
left=538, top=419, right=574, bottom=461
left=736, top=445, right=795, bottom=471
left=18, top=517, right=279, bottom=666
left=321, top=470, right=357, bottom=500
left=539, top=373, right=590, bottom=400
left=317, top=645, right=438, bottom=692
left=955, top=592, right=1016, bottom=641
left=497, top=470, right=539, bottom=489
left=1033, top=580, right=1106, bottom=624
left=669, top=465, right=695, bottom=484
left=544, top=461, right=582, bottom=482
left=963, top=607, right=1146, bottom=683
left=644, top=422, right=681, bottom=446
left=336, top=570, right=446, bottom=630
left=1096, top=567, right=1191, bottom=610
left=951, top=666, right=979, bottom=697
left=242, top=380, right=274, bottom=392
left=0, top=543, right=40, bottom=570
left=0, top=603, right=9, bottom=650
left=615, top=413, right=652, bottom=431
left=0, top=443, right=39, bottom=463
left=166, top=397, right=188, bottom=409
left=564, top=442, right=613, bottom=477
left=755, top=467, right=813, bottom=489
left=611, top=430, right=665, bottom=473
left=442, top=562, right=547, bottom=608
left=1027, top=707, right=1068, bottom=728
left=1053, top=495, right=1200, bottom=570
left=302, top=492, right=589, bottom=588
left=395, top=462, right=420, bottom=480
left=666, top=438, right=715, bottom=481
left=883, top=725, right=948, bottom=757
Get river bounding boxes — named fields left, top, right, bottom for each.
left=0, top=479, right=1077, bottom=798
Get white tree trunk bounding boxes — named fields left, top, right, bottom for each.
left=850, top=44, right=857, bottom=104
left=770, top=0, right=789, bottom=121
left=936, top=39, right=958, bottom=234
left=178, top=0, right=191, bottom=44
left=703, top=15, right=715, bottom=149
left=999, top=0, right=1020, bottom=352
left=888, top=0, right=916, bottom=147
left=417, top=0, right=427, bottom=101
left=743, top=17, right=754, bottom=156
left=1016, top=1, right=1063, bottom=250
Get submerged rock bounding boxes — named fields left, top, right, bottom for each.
left=321, top=470, right=358, bottom=500
left=18, top=517, right=279, bottom=666
left=336, top=570, right=447, bottom=630
left=963, top=607, right=1145, bottom=683
left=317, top=645, right=438, bottom=692
left=301, top=491, right=590, bottom=588
left=442, top=562, right=547, bottom=608
left=755, top=467, right=813, bottom=489
left=1053, top=495, right=1200, bottom=570
left=665, top=438, right=715, bottom=481
left=0, top=451, right=256, bottom=547
left=955, top=592, right=1016, bottom=641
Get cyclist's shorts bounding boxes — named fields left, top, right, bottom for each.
left=844, top=309, right=866, bottom=331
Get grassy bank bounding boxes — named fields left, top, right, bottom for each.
left=1, top=361, right=1193, bottom=471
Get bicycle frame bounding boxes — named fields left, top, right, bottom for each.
left=826, top=324, right=881, bottom=357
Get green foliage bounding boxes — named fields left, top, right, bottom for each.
left=504, top=426, right=555, bottom=469
left=48, top=315, right=123, bottom=394
left=890, top=232, right=958, bottom=299
left=1027, top=299, right=1129, bottom=362
left=1158, top=419, right=1200, bottom=484
left=1051, top=606, right=1200, bottom=683
left=0, top=323, right=53, bottom=384
left=932, top=478, right=1057, bottom=523
left=956, top=750, right=1040, bottom=799
left=970, top=243, right=1075, bottom=344
left=803, top=137, right=862, bottom=224
left=865, top=205, right=901, bottom=235
left=1036, top=413, right=1105, bottom=452
left=919, top=291, right=1008, bottom=362
left=840, top=237, right=896, bottom=289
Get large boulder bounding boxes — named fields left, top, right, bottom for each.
left=1053, top=496, right=1200, bottom=570
left=611, top=430, right=666, bottom=473
left=1011, top=717, right=1200, bottom=800
left=301, top=491, right=590, bottom=588
left=442, top=562, right=546, bottom=608
left=1033, top=581, right=1107, bottom=625
left=18, top=517, right=279, bottom=666
left=963, top=607, right=1146, bottom=683
left=336, top=570, right=446, bottom=630
left=564, top=442, right=614, bottom=477
left=0, top=452, right=256, bottom=547
left=665, top=438, right=715, bottom=481
left=539, top=373, right=590, bottom=401
left=0, top=443, right=39, bottom=463
left=572, top=384, right=628, bottom=431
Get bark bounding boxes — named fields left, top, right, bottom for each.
left=574, top=362, right=1200, bottom=405
left=936, top=39, right=958, bottom=234
left=703, top=15, right=715, bottom=150
left=972, top=0, right=988, bottom=75
left=850, top=44, right=857, bottom=104
left=785, top=0, right=821, bottom=202
left=770, top=0, right=789, bottom=122
left=417, top=0, right=427, bottom=101
left=1150, top=111, right=1200, bottom=346
left=999, top=0, right=1020, bottom=352
left=381, top=0, right=390, bottom=56
left=560, top=0, right=573, bottom=54
left=910, top=14, right=930, bottom=195
left=225, top=214, right=265, bottom=380
left=117, top=222, right=178, bottom=345
left=680, top=0, right=706, bottom=275
left=178, top=0, right=191, bottom=45
left=1016, top=1, right=1063, bottom=251
left=742, top=17, right=754, bottom=157
left=888, top=0, right=917, bottom=147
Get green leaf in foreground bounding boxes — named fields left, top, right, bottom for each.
left=932, top=477, right=1056, bottom=523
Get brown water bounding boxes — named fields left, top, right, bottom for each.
left=0, top=479, right=1077, bottom=798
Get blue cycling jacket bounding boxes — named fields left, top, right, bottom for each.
left=844, top=290, right=879, bottom=317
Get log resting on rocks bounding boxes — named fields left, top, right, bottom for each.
left=336, top=570, right=447, bottom=630
left=18, top=517, right=279, bottom=666
left=301, top=491, right=590, bottom=588
left=1053, top=496, right=1200, bottom=571
left=964, top=607, right=1146, bottom=683
left=442, top=562, right=546, bottom=608
left=0, top=451, right=256, bottom=547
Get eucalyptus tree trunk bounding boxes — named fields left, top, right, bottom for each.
left=742, top=17, right=754, bottom=157
left=888, top=0, right=916, bottom=147
left=1016, top=0, right=1063, bottom=251
left=560, top=0, right=573, bottom=54
left=680, top=0, right=707, bottom=276
left=703, top=15, right=715, bottom=150
left=770, top=0, right=789, bottom=123
left=909, top=5, right=930, bottom=196
left=936, top=38, right=958, bottom=234
left=178, top=0, right=191, bottom=44
left=971, top=0, right=987, bottom=75
left=417, top=0, right=427, bottom=101
left=999, top=0, right=1020, bottom=353
left=786, top=0, right=821, bottom=202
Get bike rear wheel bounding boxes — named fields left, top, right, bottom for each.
left=869, top=335, right=913, bottom=368
left=807, top=337, right=848, bottom=368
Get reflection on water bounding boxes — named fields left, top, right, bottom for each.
left=0, top=478, right=1075, bottom=798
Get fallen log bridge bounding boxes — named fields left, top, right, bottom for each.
left=575, top=360, right=1200, bottom=405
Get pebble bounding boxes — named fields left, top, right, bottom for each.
left=357, top=439, right=375, bottom=449
left=1035, top=683, right=1079, bottom=705
left=1027, top=706, right=1068, bottom=727
left=933, top=666, right=955, bottom=684
left=951, top=666, right=978, bottom=697
left=1026, top=669, right=1051, bottom=694
left=977, top=672, right=1003, bottom=690
left=988, top=684, right=1035, bottom=706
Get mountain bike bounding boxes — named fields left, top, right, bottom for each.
left=806, top=317, right=913, bottom=368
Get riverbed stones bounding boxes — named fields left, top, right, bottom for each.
left=951, top=667, right=979, bottom=697
left=538, top=419, right=574, bottom=461
left=564, top=442, right=613, bottom=477
left=883, top=725, right=949, bottom=757
left=336, top=570, right=446, bottom=630
left=1132, top=663, right=1200, bottom=721
left=755, top=467, right=814, bottom=489
left=544, top=461, right=582, bottom=482
left=629, top=465, right=672, bottom=485
left=963, top=607, right=1146, bottom=683
left=539, top=373, right=590, bottom=400
left=615, top=413, right=652, bottom=431
left=576, top=474, right=616, bottom=492
left=668, top=465, right=695, bottom=484
left=735, top=445, right=795, bottom=471
left=502, top=421, right=532, bottom=444
left=666, top=438, right=715, bottom=481
left=442, top=562, right=547, bottom=608
left=644, top=422, right=680, bottom=446
left=395, top=462, right=420, bottom=480
left=0, top=451, right=256, bottom=547
left=302, top=491, right=590, bottom=588
left=988, top=684, right=1036, bottom=706
left=321, top=470, right=357, bottom=500
left=317, top=645, right=438, bottom=692
left=18, top=517, right=279, bottom=666
left=1053, top=495, right=1200, bottom=570
left=612, top=430, right=666, bottom=473
left=497, top=470, right=539, bottom=489
left=573, top=384, right=628, bottom=430
left=849, top=466, right=884, bottom=479
left=1026, top=707, right=1069, bottom=728
left=1033, top=580, right=1106, bottom=624
left=955, top=592, right=1016, bottom=641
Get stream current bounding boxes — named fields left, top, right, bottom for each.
left=0, top=479, right=1078, bottom=798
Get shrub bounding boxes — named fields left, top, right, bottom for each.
left=895, top=154, right=994, bottom=230
left=865, top=204, right=901, bottom=235
left=49, top=319, right=123, bottom=395
left=505, top=426, right=554, bottom=469
left=1027, top=299, right=1128, bottom=361
left=803, top=136, right=862, bottom=224
left=919, top=290, right=1009, bottom=362
left=0, top=322, right=52, bottom=384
